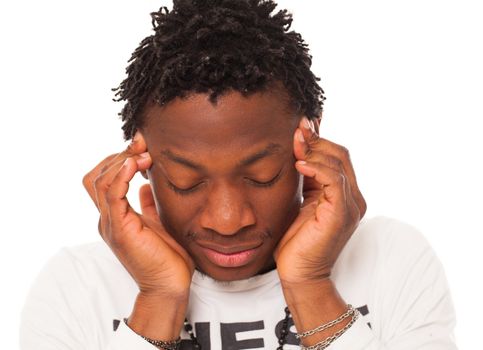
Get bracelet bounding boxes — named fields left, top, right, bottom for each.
left=296, top=304, right=356, bottom=339
left=123, top=318, right=182, bottom=350
left=300, top=308, right=360, bottom=350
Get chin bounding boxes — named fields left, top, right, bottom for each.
left=196, top=262, right=275, bottom=282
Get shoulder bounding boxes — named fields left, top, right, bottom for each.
left=346, top=215, right=431, bottom=256
left=58, top=241, right=123, bottom=271
left=337, top=216, right=451, bottom=295
left=333, top=215, right=439, bottom=282
left=29, top=241, right=134, bottom=296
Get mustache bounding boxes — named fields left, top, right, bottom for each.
left=186, top=228, right=273, bottom=242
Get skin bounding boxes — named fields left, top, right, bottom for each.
left=82, top=85, right=366, bottom=345
left=140, top=89, right=303, bottom=282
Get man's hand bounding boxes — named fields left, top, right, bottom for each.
left=274, top=117, right=367, bottom=283
left=82, top=133, right=195, bottom=298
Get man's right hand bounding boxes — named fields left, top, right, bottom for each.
left=82, top=132, right=194, bottom=339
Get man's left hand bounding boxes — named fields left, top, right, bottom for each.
left=274, top=117, right=367, bottom=283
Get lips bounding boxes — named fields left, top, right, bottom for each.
left=196, top=241, right=263, bottom=268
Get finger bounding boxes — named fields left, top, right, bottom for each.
left=296, top=160, right=361, bottom=236
left=83, top=153, right=119, bottom=207
left=95, top=151, right=151, bottom=219
left=91, top=152, right=149, bottom=215
left=305, top=154, right=346, bottom=194
left=293, top=119, right=366, bottom=217
left=299, top=117, right=320, bottom=157
left=96, top=158, right=136, bottom=240
left=312, top=138, right=366, bottom=217
left=82, top=131, right=149, bottom=209
left=104, top=157, right=141, bottom=237
left=295, top=160, right=347, bottom=208
left=292, top=117, right=313, bottom=161
left=139, top=183, right=159, bottom=221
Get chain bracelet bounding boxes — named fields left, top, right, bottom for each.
left=299, top=309, right=360, bottom=350
left=123, top=318, right=181, bottom=350
left=296, top=304, right=355, bottom=339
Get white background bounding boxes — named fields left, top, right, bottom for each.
left=1, top=0, right=481, bottom=348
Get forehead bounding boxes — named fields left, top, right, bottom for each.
left=141, top=89, right=300, bottom=157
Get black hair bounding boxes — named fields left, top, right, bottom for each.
left=113, top=0, right=325, bottom=140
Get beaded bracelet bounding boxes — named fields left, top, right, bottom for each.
left=123, top=318, right=182, bottom=350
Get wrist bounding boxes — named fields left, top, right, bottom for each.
left=280, top=277, right=338, bottom=311
left=278, top=270, right=332, bottom=286
left=276, top=260, right=332, bottom=285
left=127, top=292, right=189, bottom=341
left=280, top=278, right=351, bottom=346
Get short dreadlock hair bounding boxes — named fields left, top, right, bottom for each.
left=113, top=0, right=325, bottom=141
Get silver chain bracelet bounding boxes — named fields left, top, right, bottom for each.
left=296, top=304, right=356, bottom=339
left=300, top=308, right=360, bottom=350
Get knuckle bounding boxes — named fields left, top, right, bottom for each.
left=82, top=173, right=92, bottom=190
left=338, top=146, right=351, bottom=160
left=100, top=164, right=111, bottom=174
left=308, top=131, right=320, bottom=144
left=100, top=154, right=122, bottom=173
left=335, top=158, right=343, bottom=169
left=94, top=174, right=109, bottom=192
left=97, top=217, right=110, bottom=242
left=359, top=197, right=368, bottom=217
left=335, top=172, right=346, bottom=185
left=327, top=156, right=343, bottom=170
left=105, top=187, right=117, bottom=203
left=349, top=202, right=361, bottom=222
left=98, top=218, right=105, bottom=236
left=339, top=145, right=350, bottom=155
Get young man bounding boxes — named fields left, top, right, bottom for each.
left=20, top=1, right=457, bottom=349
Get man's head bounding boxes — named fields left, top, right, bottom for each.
left=113, top=0, right=325, bottom=281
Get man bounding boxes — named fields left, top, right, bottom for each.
left=20, top=0, right=457, bottom=349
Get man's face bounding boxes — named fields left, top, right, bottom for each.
left=141, top=88, right=303, bottom=281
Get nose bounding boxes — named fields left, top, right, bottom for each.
left=199, top=182, right=256, bottom=235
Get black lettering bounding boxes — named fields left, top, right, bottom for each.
left=221, top=321, right=265, bottom=350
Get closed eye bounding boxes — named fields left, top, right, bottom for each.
left=167, top=168, right=284, bottom=195
left=246, top=168, right=283, bottom=188
left=166, top=181, right=203, bottom=195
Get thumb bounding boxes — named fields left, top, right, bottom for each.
left=139, top=183, right=159, bottom=221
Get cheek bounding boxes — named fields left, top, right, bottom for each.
left=252, top=167, right=303, bottom=232
left=147, top=169, right=200, bottom=239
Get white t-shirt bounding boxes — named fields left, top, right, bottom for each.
left=20, top=216, right=458, bottom=349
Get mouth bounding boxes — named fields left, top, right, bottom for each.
left=196, top=242, right=263, bottom=268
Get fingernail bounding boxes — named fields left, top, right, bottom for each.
left=297, top=160, right=307, bottom=166
left=297, top=129, right=305, bottom=143
left=309, top=120, right=315, bottom=131
left=302, top=117, right=311, bottom=130
left=123, top=158, right=130, bottom=167
left=139, top=152, right=150, bottom=158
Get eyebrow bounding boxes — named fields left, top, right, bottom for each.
left=239, top=143, right=283, bottom=167
left=160, top=143, right=283, bottom=171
